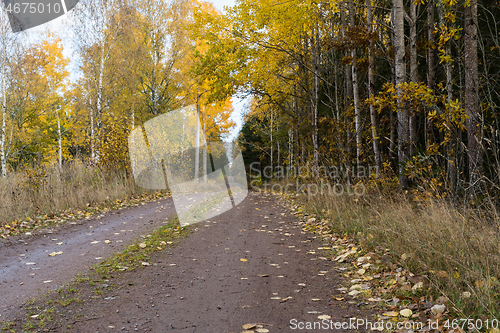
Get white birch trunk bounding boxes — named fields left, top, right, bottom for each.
left=57, top=111, right=62, bottom=169
left=203, top=111, right=207, bottom=182
left=1, top=32, right=6, bottom=178
left=367, top=0, right=381, bottom=175
left=194, top=94, right=200, bottom=181
left=349, top=0, right=362, bottom=176
left=394, top=0, right=409, bottom=187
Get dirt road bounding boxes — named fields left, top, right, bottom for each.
left=0, top=198, right=177, bottom=320
left=1, top=192, right=373, bottom=332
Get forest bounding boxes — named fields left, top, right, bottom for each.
left=0, top=0, right=498, bottom=204
left=201, top=0, right=500, bottom=202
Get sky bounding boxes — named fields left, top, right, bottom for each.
left=19, top=0, right=247, bottom=143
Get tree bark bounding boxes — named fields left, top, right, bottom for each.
left=341, top=0, right=353, bottom=176
left=393, top=0, right=409, bottom=187
left=349, top=0, right=362, bottom=177
left=366, top=0, right=381, bottom=176
left=311, top=22, right=320, bottom=173
left=409, top=1, right=418, bottom=157
left=464, top=0, right=482, bottom=192
left=57, top=110, right=62, bottom=169
left=1, top=28, right=6, bottom=177
left=195, top=93, right=201, bottom=181
left=426, top=0, right=435, bottom=149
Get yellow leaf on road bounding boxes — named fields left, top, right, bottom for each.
left=240, top=258, right=248, bottom=262
left=242, top=324, right=256, bottom=330
left=400, top=309, right=412, bottom=317
left=383, top=311, right=399, bottom=317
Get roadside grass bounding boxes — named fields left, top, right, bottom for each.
left=290, top=184, right=500, bottom=321
left=2, top=218, right=190, bottom=332
left=0, top=160, right=170, bottom=238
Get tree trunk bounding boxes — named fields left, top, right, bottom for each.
left=394, top=0, right=409, bottom=187
left=89, top=89, right=95, bottom=163
left=195, top=94, right=201, bottom=181
left=464, top=0, right=482, bottom=192
left=1, top=31, right=6, bottom=177
left=57, top=111, right=62, bottom=169
left=427, top=0, right=435, bottom=149
left=95, top=36, right=105, bottom=162
left=311, top=22, right=320, bottom=174
left=341, top=0, right=353, bottom=175
left=202, top=110, right=208, bottom=182
left=366, top=0, right=381, bottom=176
left=349, top=0, right=362, bottom=177
left=270, top=110, right=274, bottom=178
left=289, top=129, right=292, bottom=168
left=409, top=1, right=418, bottom=157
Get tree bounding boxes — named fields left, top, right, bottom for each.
left=393, top=0, right=409, bottom=187
left=464, top=0, right=481, bottom=192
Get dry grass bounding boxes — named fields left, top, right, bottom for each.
left=0, top=160, right=139, bottom=224
left=296, top=186, right=500, bottom=319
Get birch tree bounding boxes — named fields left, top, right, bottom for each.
left=393, top=0, right=409, bottom=187
left=70, top=0, right=123, bottom=162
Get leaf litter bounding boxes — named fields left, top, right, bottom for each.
left=280, top=194, right=461, bottom=332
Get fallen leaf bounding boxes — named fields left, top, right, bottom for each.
left=242, top=324, right=256, bottom=330
left=56, top=242, right=63, bottom=245
left=43, top=280, right=52, bottom=283
left=368, top=297, right=382, bottom=302
left=90, top=241, right=100, bottom=244
left=318, top=315, right=331, bottom=320
left=256, top=329, right=269, bottom=333
left=141, top=262, right=150, bottom=266
left=48, top=251, right=63, bottom=257
left=105, top=240, right=111, bottom=244
left=139, top=243, right=147, bottom=248
left=412, top=281, right=424, bottom=291
left=382, top=311, right=399, bottom=317
left=271, top=297, right=281, bottom=300
left=240, top=258, right=248, bottom=262
left=431, top=304, right=446, bottom=315
left=311, top=298, right=321, bottom=301
left=400, top=309, right=412, bottom=317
